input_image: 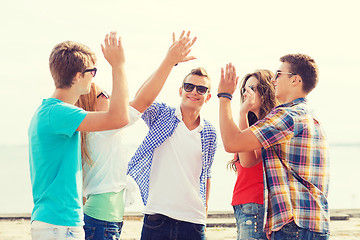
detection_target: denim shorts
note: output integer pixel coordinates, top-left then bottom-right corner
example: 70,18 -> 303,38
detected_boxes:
270,221 -> 329,240
233,203 -> 267,240
83,214 -> 123,240
141,214 -> 205,240
31,220 -> 85,240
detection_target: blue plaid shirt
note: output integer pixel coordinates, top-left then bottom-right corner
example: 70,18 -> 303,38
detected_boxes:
127,102 -> 217,206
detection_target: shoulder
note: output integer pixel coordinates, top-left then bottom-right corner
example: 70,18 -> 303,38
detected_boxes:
146,102 -> 176,115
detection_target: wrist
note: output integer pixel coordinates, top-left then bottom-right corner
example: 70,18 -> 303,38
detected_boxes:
217,92 -> 232,100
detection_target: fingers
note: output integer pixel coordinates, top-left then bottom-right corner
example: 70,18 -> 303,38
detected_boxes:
179,30 -> 185,39
172,32 -> 176,43
104,33 -> 110,48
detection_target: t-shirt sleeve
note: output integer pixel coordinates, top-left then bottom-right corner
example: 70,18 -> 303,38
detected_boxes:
250,108 -> 295,149
49,103 -> 87,137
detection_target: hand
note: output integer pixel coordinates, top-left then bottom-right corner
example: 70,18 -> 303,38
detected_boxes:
101,32 -> 125,68
164,30 -> 197,66
218,63 -> 239,95
240,86 -> 256,115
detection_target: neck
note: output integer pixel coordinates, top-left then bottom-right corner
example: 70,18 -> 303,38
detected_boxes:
51,88 -> 80,105
278,91 -> 307,105
180,105 -> 201,130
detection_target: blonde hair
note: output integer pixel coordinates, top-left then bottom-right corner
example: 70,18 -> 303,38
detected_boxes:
75,82 -> 97,166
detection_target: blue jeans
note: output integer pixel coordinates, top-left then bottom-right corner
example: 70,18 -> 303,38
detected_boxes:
83,214 -> 123,240
271,221 -> 329,240
141,214 -> 205,240
233,203 -> 267,240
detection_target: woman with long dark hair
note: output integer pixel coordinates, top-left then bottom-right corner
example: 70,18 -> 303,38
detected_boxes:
228,70 -> 277,240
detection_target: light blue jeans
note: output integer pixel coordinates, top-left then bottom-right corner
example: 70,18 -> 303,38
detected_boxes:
233,203 -> 267,240
31,220 -> 85,240
270,221 -> 329,240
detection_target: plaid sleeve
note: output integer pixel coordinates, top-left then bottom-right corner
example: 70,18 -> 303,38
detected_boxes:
141,102 -> 165,128
250,108 -> 295,149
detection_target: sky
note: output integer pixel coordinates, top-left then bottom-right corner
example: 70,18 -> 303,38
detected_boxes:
1,0 -> 360,146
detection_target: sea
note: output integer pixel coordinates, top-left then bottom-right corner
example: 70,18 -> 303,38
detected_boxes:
0,143 -> 359,214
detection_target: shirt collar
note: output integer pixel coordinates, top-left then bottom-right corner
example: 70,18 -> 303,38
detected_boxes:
175,106 -> 204,132
276,97 -> 307,109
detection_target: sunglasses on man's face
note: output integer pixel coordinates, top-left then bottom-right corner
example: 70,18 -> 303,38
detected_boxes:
83,67 -> 97,77
183,83 -> 209,95
241,85 -> 257,95
97,91 -> 109,99
274,70 -> 296,80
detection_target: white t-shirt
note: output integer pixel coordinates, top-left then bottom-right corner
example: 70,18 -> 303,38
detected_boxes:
83,107 -> 141,198
143,107 -> 206,225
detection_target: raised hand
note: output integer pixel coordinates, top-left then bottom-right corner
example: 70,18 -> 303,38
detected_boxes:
164,30 -> 197,66
101,32 -> 125,68
240,86 -> 256,115
218,63 -> 239,95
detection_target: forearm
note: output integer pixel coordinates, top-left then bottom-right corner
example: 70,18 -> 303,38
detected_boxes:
219,98 -> 242,152
206,178 -> 211,213
219,98 -> 262,152
108,65 -> 130,126
238,113 -> 260,167
131,59 -> 174,113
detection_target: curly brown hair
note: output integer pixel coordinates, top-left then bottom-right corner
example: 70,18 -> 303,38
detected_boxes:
228,69 -> 277,172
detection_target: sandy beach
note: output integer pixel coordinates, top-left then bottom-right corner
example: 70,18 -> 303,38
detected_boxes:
1,210 -> 360,240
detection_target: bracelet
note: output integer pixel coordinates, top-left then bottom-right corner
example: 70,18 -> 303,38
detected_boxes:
217,92 -> 232,100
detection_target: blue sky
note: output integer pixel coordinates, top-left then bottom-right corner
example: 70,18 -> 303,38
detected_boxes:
1,0 -> 360,145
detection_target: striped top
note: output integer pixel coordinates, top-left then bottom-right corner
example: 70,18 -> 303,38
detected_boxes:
250,98 -> 330,234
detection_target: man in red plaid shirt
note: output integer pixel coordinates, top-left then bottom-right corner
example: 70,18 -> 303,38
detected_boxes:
218,54 -> 329,239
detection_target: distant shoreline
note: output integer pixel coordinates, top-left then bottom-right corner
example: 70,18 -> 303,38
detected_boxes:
1,209 -> 359,221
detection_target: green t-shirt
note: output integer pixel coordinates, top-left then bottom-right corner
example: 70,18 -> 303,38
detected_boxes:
84,190 -> 125,222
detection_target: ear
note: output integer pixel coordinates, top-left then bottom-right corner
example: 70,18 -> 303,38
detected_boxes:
205,93 -> 212,103
292,75 -> 302,85
179,86 -> 183,97
73,72 -> 82,83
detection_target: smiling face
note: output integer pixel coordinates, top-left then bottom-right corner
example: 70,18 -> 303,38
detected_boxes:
179,74 -> 211,111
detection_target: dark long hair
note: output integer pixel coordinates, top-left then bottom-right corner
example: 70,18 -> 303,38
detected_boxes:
228,69 -> 277,171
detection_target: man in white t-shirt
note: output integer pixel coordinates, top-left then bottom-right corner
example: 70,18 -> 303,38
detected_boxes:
128,67 -> 217,240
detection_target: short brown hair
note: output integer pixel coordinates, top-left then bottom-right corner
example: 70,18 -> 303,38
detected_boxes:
49,41 -> 97,89
182,67 -> 211,91
280,54 -> 318,93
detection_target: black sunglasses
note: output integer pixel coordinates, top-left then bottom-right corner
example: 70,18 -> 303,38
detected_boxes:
83,67 -> 97,77
241,85 -> 257,95
183,83 -> 209,95
97,91 -> 109,99
274,70 -> 296,80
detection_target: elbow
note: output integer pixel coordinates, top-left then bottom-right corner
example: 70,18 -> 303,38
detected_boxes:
222,139 -> 238,153
223,145 -> 238,153
117,115 -> 130,128
108,114 -> 130,129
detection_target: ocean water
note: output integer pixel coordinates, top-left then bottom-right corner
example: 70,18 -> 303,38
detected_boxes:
0,143 -> 359,214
